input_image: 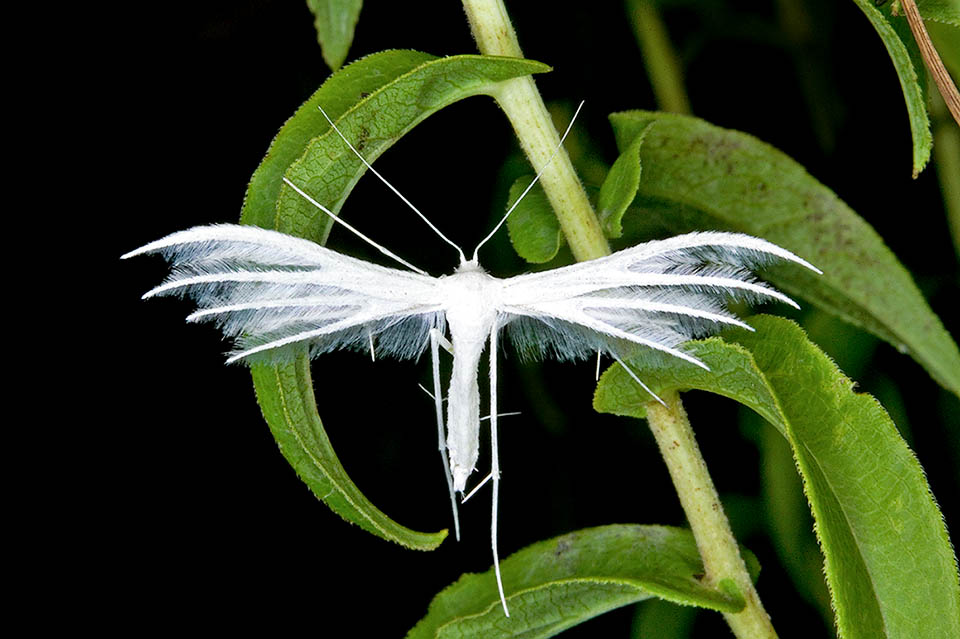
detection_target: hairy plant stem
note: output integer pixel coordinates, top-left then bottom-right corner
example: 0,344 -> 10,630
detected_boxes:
463,3 -> 776,637
647,391 -> 777,639
461,0 -> 610,262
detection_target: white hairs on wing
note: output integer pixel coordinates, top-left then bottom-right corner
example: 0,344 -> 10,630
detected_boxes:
501,232 -> 817,366
123,224 -> 444,363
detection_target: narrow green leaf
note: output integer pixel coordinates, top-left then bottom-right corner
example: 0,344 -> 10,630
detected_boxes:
596,121 -> 651,238
306,0 -> 363,71
594,316 -> 960,639
609,110 -> 960,398
850,0 -> 932,175
239,50 -> 551,550
504,175 -> 563,263
407,524 -> 759,639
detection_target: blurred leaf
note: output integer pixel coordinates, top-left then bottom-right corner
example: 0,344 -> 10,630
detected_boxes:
609,110 -> 960,398
505,175 -> 563,263
594,316 -> 960,639
240,50 -> 551,550
916,0 -> 960,25
746,410 -> 834,632
306,0 -> 363,71
928,21 -> 960,73
407,525 -> 758,639
630,597 -> 697,639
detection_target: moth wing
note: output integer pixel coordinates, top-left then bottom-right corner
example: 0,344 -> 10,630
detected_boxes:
497,231 -> 818,367
124,224 -> 446,363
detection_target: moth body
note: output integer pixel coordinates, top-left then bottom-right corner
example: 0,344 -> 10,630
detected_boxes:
441,260 -> 502,491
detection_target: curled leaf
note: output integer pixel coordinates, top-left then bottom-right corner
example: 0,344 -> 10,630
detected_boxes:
241,50 -> 551,549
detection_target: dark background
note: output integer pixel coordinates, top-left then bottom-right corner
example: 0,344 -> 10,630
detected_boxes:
94,1 -> 958,635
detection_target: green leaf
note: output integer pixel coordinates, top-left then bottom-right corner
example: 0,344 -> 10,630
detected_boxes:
851,0 -> 932,175
504,175 -> 563,263
242,49 -> 433,234
306,0 -> 364,71
406,524 -> 759,639
596,121 -> 651,239
594,316 -> 960,639
239,50 -> 551,550
609,110 -> 960,398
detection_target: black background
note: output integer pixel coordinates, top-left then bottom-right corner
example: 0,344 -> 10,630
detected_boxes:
86,1 -> 960,635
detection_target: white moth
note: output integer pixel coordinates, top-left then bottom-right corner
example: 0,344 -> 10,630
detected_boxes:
124,104 -> 819,616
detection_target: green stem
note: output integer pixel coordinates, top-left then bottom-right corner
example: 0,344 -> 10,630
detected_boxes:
461,0 -> 610,261
465,5 -> 777,637
627,0 -> 691,114
646,391 -> 778,639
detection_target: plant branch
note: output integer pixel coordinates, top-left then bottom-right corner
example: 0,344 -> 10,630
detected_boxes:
897,0 -> 960,128
462,0 -> 610,261
465,5 -> 778,637
646,391 -> 778,639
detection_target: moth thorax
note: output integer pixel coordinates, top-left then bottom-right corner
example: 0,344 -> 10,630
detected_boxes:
442,267 -> 501,337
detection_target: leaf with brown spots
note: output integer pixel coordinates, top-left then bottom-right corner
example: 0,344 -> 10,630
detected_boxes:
609,110 -> 960,397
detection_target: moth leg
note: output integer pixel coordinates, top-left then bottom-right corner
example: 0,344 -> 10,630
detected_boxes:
489,325 -> 510,617
431,327 -> 460,541
462,408 -> 520,504
431,327 -> 454,355
611,352 -> 667,407
367,330 -> 376,362
461,472 -> 492,504
480,411 -> 521,422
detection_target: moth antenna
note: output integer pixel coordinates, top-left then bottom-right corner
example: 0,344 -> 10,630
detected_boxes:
281,177 -> 428,275
471,100 -> 586,262
316,105 -> 467,264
